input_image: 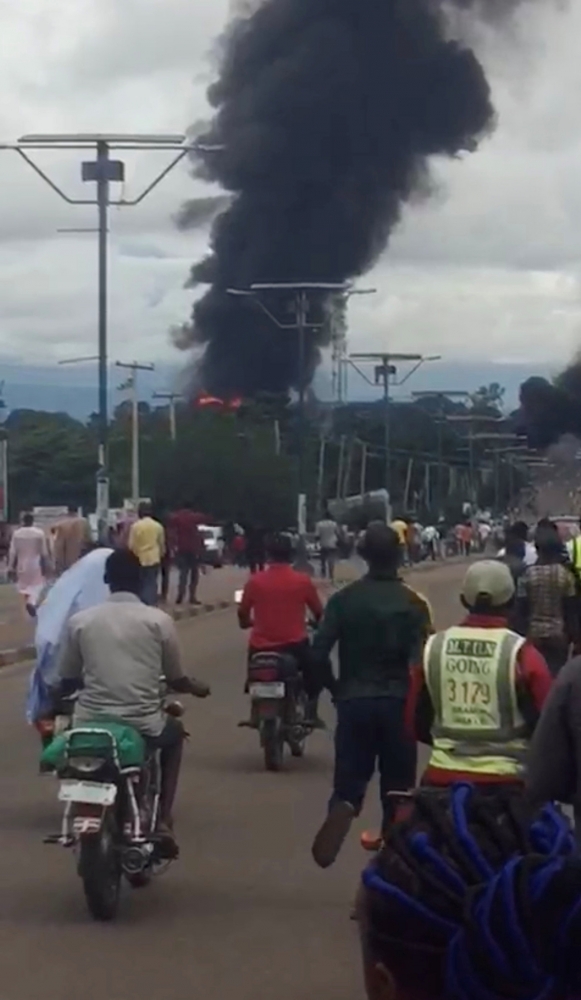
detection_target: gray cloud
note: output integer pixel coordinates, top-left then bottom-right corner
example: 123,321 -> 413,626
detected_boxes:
0,0 -> 578,376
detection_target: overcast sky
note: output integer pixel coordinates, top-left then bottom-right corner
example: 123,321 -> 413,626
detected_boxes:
0,0 -> 579,376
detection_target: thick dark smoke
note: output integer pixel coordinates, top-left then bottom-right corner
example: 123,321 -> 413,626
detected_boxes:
520,363 -> 581,448
175,195 -> 231,231
179,0 -> 526,396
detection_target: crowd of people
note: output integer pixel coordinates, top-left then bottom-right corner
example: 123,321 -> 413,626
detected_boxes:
5,501 -> 213,614
20,495 -> 581,995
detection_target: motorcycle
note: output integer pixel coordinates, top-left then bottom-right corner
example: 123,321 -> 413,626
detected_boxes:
43,697 -> 183,921
235,589 -> 314,771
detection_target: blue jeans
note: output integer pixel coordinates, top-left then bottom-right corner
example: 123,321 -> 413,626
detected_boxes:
140,564 -> 160,606
331,696 -> 417,824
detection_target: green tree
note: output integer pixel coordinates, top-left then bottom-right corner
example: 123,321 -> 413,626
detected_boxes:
470,383 -> 506,416
7,409 -> 97,515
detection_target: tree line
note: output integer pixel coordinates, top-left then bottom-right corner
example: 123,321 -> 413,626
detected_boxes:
4,382 -> 527,526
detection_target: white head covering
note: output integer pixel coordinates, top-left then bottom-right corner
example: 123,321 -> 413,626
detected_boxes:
27,548 -> 113,722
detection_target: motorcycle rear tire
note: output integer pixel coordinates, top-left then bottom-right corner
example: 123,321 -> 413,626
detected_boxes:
262,719 -> 284,772
79,813 -> 121,921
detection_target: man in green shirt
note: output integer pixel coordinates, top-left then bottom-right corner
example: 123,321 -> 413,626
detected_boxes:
311,522 -> 433,868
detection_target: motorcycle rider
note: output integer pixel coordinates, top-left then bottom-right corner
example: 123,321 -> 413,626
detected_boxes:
237,532 -> 324,726
55,549 -> 210,846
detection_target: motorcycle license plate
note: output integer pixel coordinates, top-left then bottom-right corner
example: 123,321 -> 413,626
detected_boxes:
58,780 -> 117,807
249,682 -> 285,699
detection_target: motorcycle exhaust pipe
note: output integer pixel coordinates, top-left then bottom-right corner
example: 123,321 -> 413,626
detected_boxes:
122,845 -> 151,875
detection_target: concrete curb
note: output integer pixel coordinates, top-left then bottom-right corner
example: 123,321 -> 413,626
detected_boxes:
0,556 -> 472,668
0,597 -> 239,668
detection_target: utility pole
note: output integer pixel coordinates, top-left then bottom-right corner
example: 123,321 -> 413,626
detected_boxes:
446,413 -> 503,505
471,433 -> 530,514
0,384 -> 9,522
227,281 -> 358,536
412,391 -> 472,517
117,361 -> 155,509
153,390 -> 182,442
2,133 -> 222,541
360,441 -> 368,497
351,353 -> 440,503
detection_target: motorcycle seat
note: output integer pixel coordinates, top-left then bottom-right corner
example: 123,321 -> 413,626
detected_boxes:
249,651 -> 299,678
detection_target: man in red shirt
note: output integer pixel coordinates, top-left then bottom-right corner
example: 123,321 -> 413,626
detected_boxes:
405,560 -> 553,790
167,502 -> 203,606
238,532 -> 324,725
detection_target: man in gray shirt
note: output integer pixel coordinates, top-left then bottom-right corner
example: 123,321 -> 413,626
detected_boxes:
57,549 -> 210,841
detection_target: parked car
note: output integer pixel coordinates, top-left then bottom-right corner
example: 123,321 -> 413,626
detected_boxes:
199,525 -> 225,567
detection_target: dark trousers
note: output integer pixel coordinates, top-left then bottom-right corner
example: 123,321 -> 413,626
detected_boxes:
332,696 -> 417,823
160,557 -> 170,602
176,552 -> 199,604
249,557 -> 265,575
140,565 -> 160,606
320,548 -> 337,580
146,716 -> 185,825
533,637 -> 570,678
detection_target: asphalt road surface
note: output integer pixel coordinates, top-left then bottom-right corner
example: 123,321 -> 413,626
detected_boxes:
0,560 -> 465,1000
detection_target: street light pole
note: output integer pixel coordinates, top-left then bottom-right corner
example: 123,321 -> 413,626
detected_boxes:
471,432 -> 529,514
412,391 -> 471,517
117,361 -> 155,509
350,353 -> 439,502
227,281 -> 356,535
97,142 -> 109,501
446,413 -> 504,504
153,391 -> 182,442
2,132 -> 222,541
0,384 -> 9,522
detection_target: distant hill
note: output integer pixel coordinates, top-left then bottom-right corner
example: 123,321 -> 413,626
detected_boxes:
0,358 -> 550,420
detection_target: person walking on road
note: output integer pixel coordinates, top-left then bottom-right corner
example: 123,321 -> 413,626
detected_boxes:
128,501 -> 165,606
168,502 -> 202,606
566,517 -> 581,577
316,508 -> 339,581
498,524 -> 527,585
422,524 -> 438,561
311,523 -> 433,868
52,504 -> 92,576
515,525 -> 579,676
406,560 -> 551,793
246,524 -> 267,575
9,512 -> 50,617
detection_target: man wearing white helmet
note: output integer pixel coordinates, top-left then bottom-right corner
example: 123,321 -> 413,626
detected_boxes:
406,560 -> 553,790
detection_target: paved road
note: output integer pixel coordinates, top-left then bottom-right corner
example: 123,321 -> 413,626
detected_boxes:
0,560 -> 465,1000
0,564 -> 251,653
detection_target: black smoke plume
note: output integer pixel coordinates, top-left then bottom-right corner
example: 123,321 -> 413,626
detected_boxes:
520,363 -> 581,448
179,0 -> 525,397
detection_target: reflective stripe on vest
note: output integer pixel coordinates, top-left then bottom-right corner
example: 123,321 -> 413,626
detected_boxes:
423,626 -> 527,776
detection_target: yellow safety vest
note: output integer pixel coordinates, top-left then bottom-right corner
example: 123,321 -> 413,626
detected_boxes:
423,625 -> 528,778
571,536 -> 581,573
